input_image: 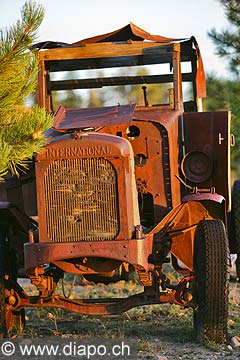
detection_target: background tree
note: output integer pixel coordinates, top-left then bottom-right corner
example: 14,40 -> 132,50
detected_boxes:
0,1 -> 52,181
52,67 -> 171,110
100,68 -> 171,106
208,0 -> 240,76
203,75 -> 240,174
205,0 -> 240,176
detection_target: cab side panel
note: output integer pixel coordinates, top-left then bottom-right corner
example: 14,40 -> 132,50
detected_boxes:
182,111 -> 230,209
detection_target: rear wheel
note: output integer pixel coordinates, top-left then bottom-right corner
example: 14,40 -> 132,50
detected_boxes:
231,180 -> 240,279
193,219 -> 229,344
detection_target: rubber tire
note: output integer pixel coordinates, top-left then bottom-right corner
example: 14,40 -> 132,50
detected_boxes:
193,219 -> 229,344
231,180 -> 240,279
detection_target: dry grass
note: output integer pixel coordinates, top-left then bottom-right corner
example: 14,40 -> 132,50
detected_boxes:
17,274 -> 240,359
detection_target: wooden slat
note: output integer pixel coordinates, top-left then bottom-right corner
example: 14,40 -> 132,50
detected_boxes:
45,54 -> 172,72
50,73 -> 193,91
39,41 -> 174,61
173,44 -> 183,111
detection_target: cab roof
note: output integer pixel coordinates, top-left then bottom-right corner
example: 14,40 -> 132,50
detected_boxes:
33,22 -> 188,49
34,23 -> 206,99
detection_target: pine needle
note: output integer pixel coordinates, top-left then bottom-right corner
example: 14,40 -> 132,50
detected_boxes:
0,1 -> 53,181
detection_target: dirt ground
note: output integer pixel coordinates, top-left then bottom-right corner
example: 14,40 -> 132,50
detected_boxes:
18,278 -> 240,360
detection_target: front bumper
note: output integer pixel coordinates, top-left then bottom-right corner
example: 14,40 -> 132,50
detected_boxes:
24,235 -> 154,273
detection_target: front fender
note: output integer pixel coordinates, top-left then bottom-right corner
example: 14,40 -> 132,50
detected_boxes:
0,202 -> 36,234
182,193 -> 225,204
149,193 -> 227,271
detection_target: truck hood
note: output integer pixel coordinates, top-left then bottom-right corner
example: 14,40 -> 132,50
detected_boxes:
52,104 -> 182,131
53,104 -> 136,130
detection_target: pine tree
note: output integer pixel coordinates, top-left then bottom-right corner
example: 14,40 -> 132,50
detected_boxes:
208,0 -> 240,76
203,74 -> 240,173
0,1 -> 52,181
207,0 -> 240,175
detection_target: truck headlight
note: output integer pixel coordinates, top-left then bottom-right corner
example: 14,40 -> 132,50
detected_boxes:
181,151 -> 212,183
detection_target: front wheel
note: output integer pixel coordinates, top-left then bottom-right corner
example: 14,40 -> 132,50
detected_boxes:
193,219 -> 230,344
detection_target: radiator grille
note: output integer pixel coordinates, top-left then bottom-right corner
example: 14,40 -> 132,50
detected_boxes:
43,158 -> 119,242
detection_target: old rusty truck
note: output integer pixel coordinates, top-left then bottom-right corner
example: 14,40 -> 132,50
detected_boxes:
0,23 -> 232,343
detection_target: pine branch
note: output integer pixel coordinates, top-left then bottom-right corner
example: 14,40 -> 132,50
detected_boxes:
0,106 -> 52,180
0,2 -> 53,180
0,2 -> 44,64
208,0 -> 240,76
